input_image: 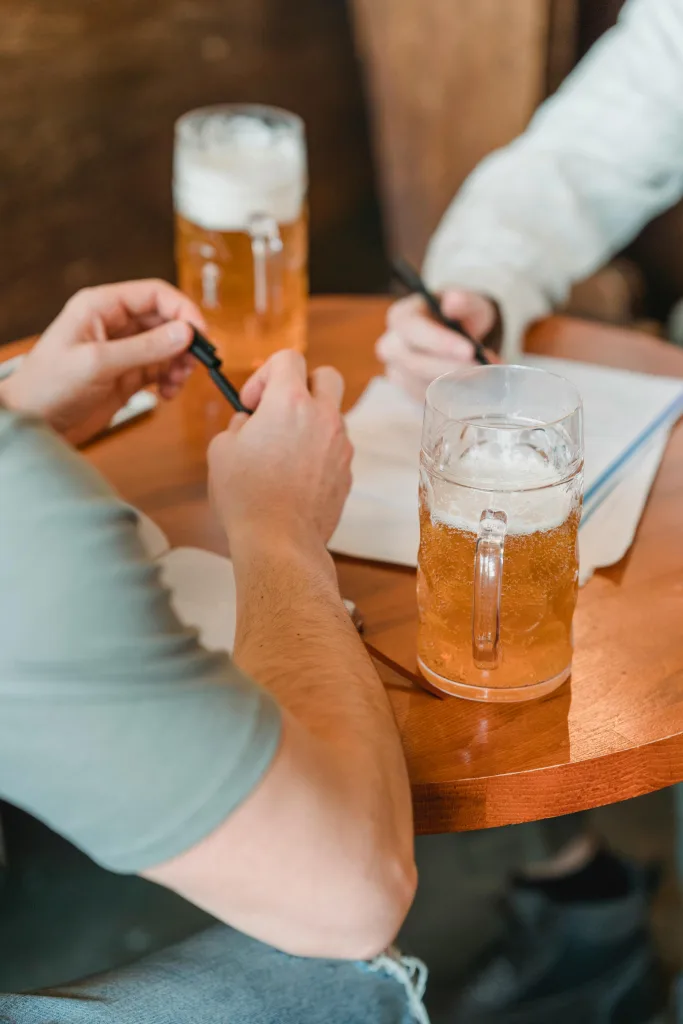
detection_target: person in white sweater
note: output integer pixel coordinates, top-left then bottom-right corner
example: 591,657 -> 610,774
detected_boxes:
377,0 -> 683,399
377,1 -> 681,1017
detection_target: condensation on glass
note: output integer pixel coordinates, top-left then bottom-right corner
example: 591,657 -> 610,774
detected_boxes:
418,365 -> 584,702
174,105 -> 308,372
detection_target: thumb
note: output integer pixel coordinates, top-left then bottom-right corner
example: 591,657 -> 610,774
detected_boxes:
440,290 -> 496,339
241,349 -> 308,411
96,321 -> 192,376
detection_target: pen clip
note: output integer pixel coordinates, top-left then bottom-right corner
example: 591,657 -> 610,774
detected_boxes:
188,326 -> 252,415
189,329 -> 220,369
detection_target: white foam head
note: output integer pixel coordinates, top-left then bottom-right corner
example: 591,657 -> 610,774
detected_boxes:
428,445 -> 577,536
174,111 -> 307,231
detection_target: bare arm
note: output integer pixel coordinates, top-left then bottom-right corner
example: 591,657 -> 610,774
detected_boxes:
145,355 -> 416,959
0,290 -> 416,961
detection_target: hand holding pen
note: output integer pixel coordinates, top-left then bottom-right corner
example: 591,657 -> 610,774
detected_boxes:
190,336 -> 364,633
391,258 -> 491,366
376,259 -> 500,402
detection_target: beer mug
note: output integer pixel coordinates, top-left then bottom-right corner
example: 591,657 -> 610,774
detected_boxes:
417,366 -> 583,702
174,104 -> 308,372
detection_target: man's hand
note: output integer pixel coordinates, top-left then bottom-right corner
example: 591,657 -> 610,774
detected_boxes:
377,289 -> 500,402
0,279 -> 205,445
208,350 -> 352,558
148,350 -> 415,959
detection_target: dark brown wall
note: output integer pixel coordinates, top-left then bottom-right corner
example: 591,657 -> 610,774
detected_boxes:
0,0 -> 384,344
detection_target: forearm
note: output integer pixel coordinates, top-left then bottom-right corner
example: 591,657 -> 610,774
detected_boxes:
230,530 -> 413,851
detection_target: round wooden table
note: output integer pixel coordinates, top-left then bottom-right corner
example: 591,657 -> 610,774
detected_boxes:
11,296 -> 683,834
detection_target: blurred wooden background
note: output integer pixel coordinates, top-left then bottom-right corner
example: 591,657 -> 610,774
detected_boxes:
351,0 -> 578,267
2,0 -> 683,344
0,0 -> 384,343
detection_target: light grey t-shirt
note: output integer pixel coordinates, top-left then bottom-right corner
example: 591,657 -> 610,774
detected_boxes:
0,406 -> 281,874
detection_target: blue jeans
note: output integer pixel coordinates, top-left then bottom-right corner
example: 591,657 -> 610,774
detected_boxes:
0,924 -> 430,1024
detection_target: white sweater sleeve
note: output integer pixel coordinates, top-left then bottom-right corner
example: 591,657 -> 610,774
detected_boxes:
424,0 -> 683,358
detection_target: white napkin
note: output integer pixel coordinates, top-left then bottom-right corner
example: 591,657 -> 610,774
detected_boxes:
329,358 -> 683,586
135,515 -> 237,652
159,547 -> 237,652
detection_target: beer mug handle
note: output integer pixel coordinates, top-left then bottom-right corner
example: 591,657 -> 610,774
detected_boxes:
248,212 -> 284,315
472,510 -> 507,669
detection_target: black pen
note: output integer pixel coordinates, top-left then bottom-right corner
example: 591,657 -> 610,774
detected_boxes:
391,256 -> 490,366
188,327 -> 252,414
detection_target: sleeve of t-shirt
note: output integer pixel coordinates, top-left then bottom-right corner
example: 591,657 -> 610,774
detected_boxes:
0,407 -> 282,874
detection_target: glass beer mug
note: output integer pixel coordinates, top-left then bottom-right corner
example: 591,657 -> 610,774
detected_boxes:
174,104 -> 308,372
417,366 -> 584,702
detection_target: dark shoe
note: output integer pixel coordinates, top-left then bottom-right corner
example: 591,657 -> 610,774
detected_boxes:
448,860 -> 667,1024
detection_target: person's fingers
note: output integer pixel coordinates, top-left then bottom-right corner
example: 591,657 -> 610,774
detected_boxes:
228,412 -> 250,435
65,280 -> 207,340
387,289 -> 497,357
387,302 -> 475,360
482,348 -> 502,365
93,320 -> 193,378
240,349 -> 308,411
310,366 -> 345,410
157,359 -> 194,400
158,380 -> 180,401
104,279 -> 206,329
375,330 -> 401,363
377,330 -> 475,379
165,360 -> 194,386
440,289 -> 497,338
386,294 -> 427,332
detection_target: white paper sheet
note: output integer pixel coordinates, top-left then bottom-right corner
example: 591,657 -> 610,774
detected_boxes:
135,511 -> 171,561
135,516 -> 237,652
329,359 -> 683,584
159,547 -> 237,653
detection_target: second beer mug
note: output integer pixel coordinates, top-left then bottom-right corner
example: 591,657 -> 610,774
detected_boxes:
174,104 -> 308,372
418,366 -> 584,702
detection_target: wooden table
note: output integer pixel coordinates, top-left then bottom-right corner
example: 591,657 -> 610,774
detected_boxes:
8,297 -> 683,834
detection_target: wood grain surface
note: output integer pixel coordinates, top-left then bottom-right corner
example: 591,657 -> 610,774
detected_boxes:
7,297 -> 683,833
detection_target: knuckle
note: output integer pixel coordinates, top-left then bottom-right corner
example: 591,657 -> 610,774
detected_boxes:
387,294 -> 423,329
84,341 -> 107,379
274,348 -> 304,369
66,286 -> 95,312
321,402 -> 343,431
286,386 -> 310,413
325,365 -> 343,387
207,431 -> 229,464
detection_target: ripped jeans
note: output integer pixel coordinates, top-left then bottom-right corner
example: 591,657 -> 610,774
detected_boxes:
0,924 -> 429,1024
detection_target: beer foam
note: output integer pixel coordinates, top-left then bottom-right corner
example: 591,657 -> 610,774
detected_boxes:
428,446 -> 577,537
174,116 -> 306,231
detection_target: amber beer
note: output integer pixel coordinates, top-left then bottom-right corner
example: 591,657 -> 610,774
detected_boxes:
418,494 -> 581,699
174,106 -> 308,372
